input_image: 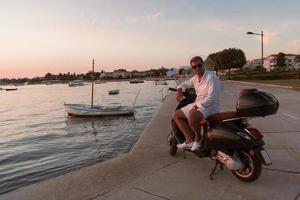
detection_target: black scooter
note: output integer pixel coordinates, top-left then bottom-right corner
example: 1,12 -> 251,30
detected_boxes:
168,87 -> 279,182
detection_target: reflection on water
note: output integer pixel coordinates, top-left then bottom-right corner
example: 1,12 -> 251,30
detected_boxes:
0,80 -> 176,194
64,116 -> 138,159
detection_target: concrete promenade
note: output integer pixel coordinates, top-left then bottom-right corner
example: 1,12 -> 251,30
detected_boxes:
1,81 -> 300,200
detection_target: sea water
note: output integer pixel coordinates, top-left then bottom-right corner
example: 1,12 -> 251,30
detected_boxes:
0,80 -> 175,194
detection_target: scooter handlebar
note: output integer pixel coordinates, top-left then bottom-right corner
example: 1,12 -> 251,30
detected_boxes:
169,87 -> 177,92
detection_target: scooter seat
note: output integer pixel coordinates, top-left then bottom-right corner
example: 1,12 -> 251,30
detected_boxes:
206,111 -> 241,122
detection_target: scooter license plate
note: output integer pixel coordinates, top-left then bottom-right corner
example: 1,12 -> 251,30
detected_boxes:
260,149 -> 272,166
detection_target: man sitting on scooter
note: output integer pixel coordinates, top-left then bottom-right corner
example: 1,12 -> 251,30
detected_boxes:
173,56 -> 221,151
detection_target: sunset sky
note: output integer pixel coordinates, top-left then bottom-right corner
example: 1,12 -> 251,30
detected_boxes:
1,0 -> 299,78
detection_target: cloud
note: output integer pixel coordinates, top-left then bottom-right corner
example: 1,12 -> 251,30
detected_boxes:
193,18 -> 246,34
123,12 -> 161,24
281,39 -> 300,54
271,21 -> 300,35
146,12 -> 161,21
124,15 -> 139,23
205,19 -> 232,32
293,40 -> 300,49
90,16 -> 97,25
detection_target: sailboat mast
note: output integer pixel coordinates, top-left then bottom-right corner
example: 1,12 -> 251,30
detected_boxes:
91,59 -> 94,108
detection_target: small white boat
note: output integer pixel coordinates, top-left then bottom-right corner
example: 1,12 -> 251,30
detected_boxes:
65,103 -> 134,117
64,59 -> 139,118
68,80 -> 85,87
108,89 -> 120,95
129,79 -> 144,84
5,88 -> 18,91
155,80 -> 168,85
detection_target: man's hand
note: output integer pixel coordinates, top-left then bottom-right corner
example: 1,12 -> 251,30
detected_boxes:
176,88 -> 184,102
193,105 -> 198,110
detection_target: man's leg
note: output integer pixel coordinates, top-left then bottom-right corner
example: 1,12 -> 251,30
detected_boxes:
172,110 -> 193,144
188,109 -> 204,151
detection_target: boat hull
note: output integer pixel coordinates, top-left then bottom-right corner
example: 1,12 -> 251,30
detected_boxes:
108,90 -> 120,95
68,80 -> 85,87
129,79 -> 144,84
64,103 -> 134,117
5,88 -> 18,91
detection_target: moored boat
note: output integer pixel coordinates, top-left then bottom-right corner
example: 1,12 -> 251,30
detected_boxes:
64,103 -> 134,117
68,80 -> 85,87
129,79 -> 144,84
155,80 -> 168,85
64,59 -> 139,117
108,89 -> 120,95
5,88 -> 18,91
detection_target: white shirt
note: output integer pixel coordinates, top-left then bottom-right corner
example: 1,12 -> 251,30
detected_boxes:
177,70 -> 221,112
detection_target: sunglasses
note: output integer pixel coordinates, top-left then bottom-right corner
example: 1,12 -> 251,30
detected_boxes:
191,63 -> 202,69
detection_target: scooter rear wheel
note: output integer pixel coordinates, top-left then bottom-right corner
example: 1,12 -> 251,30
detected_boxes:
169,137 -> 178,156
232,150 -> 262,182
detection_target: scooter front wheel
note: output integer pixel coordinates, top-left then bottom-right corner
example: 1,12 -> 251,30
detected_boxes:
232,150 -> 262,182
169,136 -> 178,156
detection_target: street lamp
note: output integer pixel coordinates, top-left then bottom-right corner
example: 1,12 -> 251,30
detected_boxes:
247,31 -> 264,69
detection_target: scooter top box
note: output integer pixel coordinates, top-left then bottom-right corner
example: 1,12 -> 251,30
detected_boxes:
236,89 -> 279,117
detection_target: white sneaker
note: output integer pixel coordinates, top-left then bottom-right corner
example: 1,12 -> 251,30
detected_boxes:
191,142 -> 201,151
177,142 -> 193,149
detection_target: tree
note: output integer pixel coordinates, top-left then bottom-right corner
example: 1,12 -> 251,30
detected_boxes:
158,67 -> 168,76
215,48 -> 246,78
178,68 -> 186,75
45,73 -> 54,80
204,53 -> 222,75
277,52 -> 285,67
94,72 -> 100,79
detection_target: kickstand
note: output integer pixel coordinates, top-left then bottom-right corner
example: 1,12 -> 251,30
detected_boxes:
219,164 -> 224,170
209,160 -> 222,180
183,150 -> 186,159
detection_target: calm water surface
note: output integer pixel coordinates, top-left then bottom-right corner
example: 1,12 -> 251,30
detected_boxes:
0,80 -> 175,194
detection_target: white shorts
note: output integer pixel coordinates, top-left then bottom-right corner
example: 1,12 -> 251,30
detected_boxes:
180,102 -> 218,119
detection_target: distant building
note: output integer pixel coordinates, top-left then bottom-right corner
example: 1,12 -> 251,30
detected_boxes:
295,61 -> 300,70
112,69 -> 131,79
285,54 -> 298,70
243,59 -> 262,70
131,70 -> 146,78
101,72 -> 113,79
172,68 -> 180,75
263,54 -> 278,71
99,73 -> 106,78
245,53 -> 300,71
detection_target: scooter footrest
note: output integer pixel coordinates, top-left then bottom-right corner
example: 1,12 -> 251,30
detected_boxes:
193,149 -> 210,158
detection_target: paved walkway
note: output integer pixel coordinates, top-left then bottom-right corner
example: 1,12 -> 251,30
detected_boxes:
1,82 -> 300,200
